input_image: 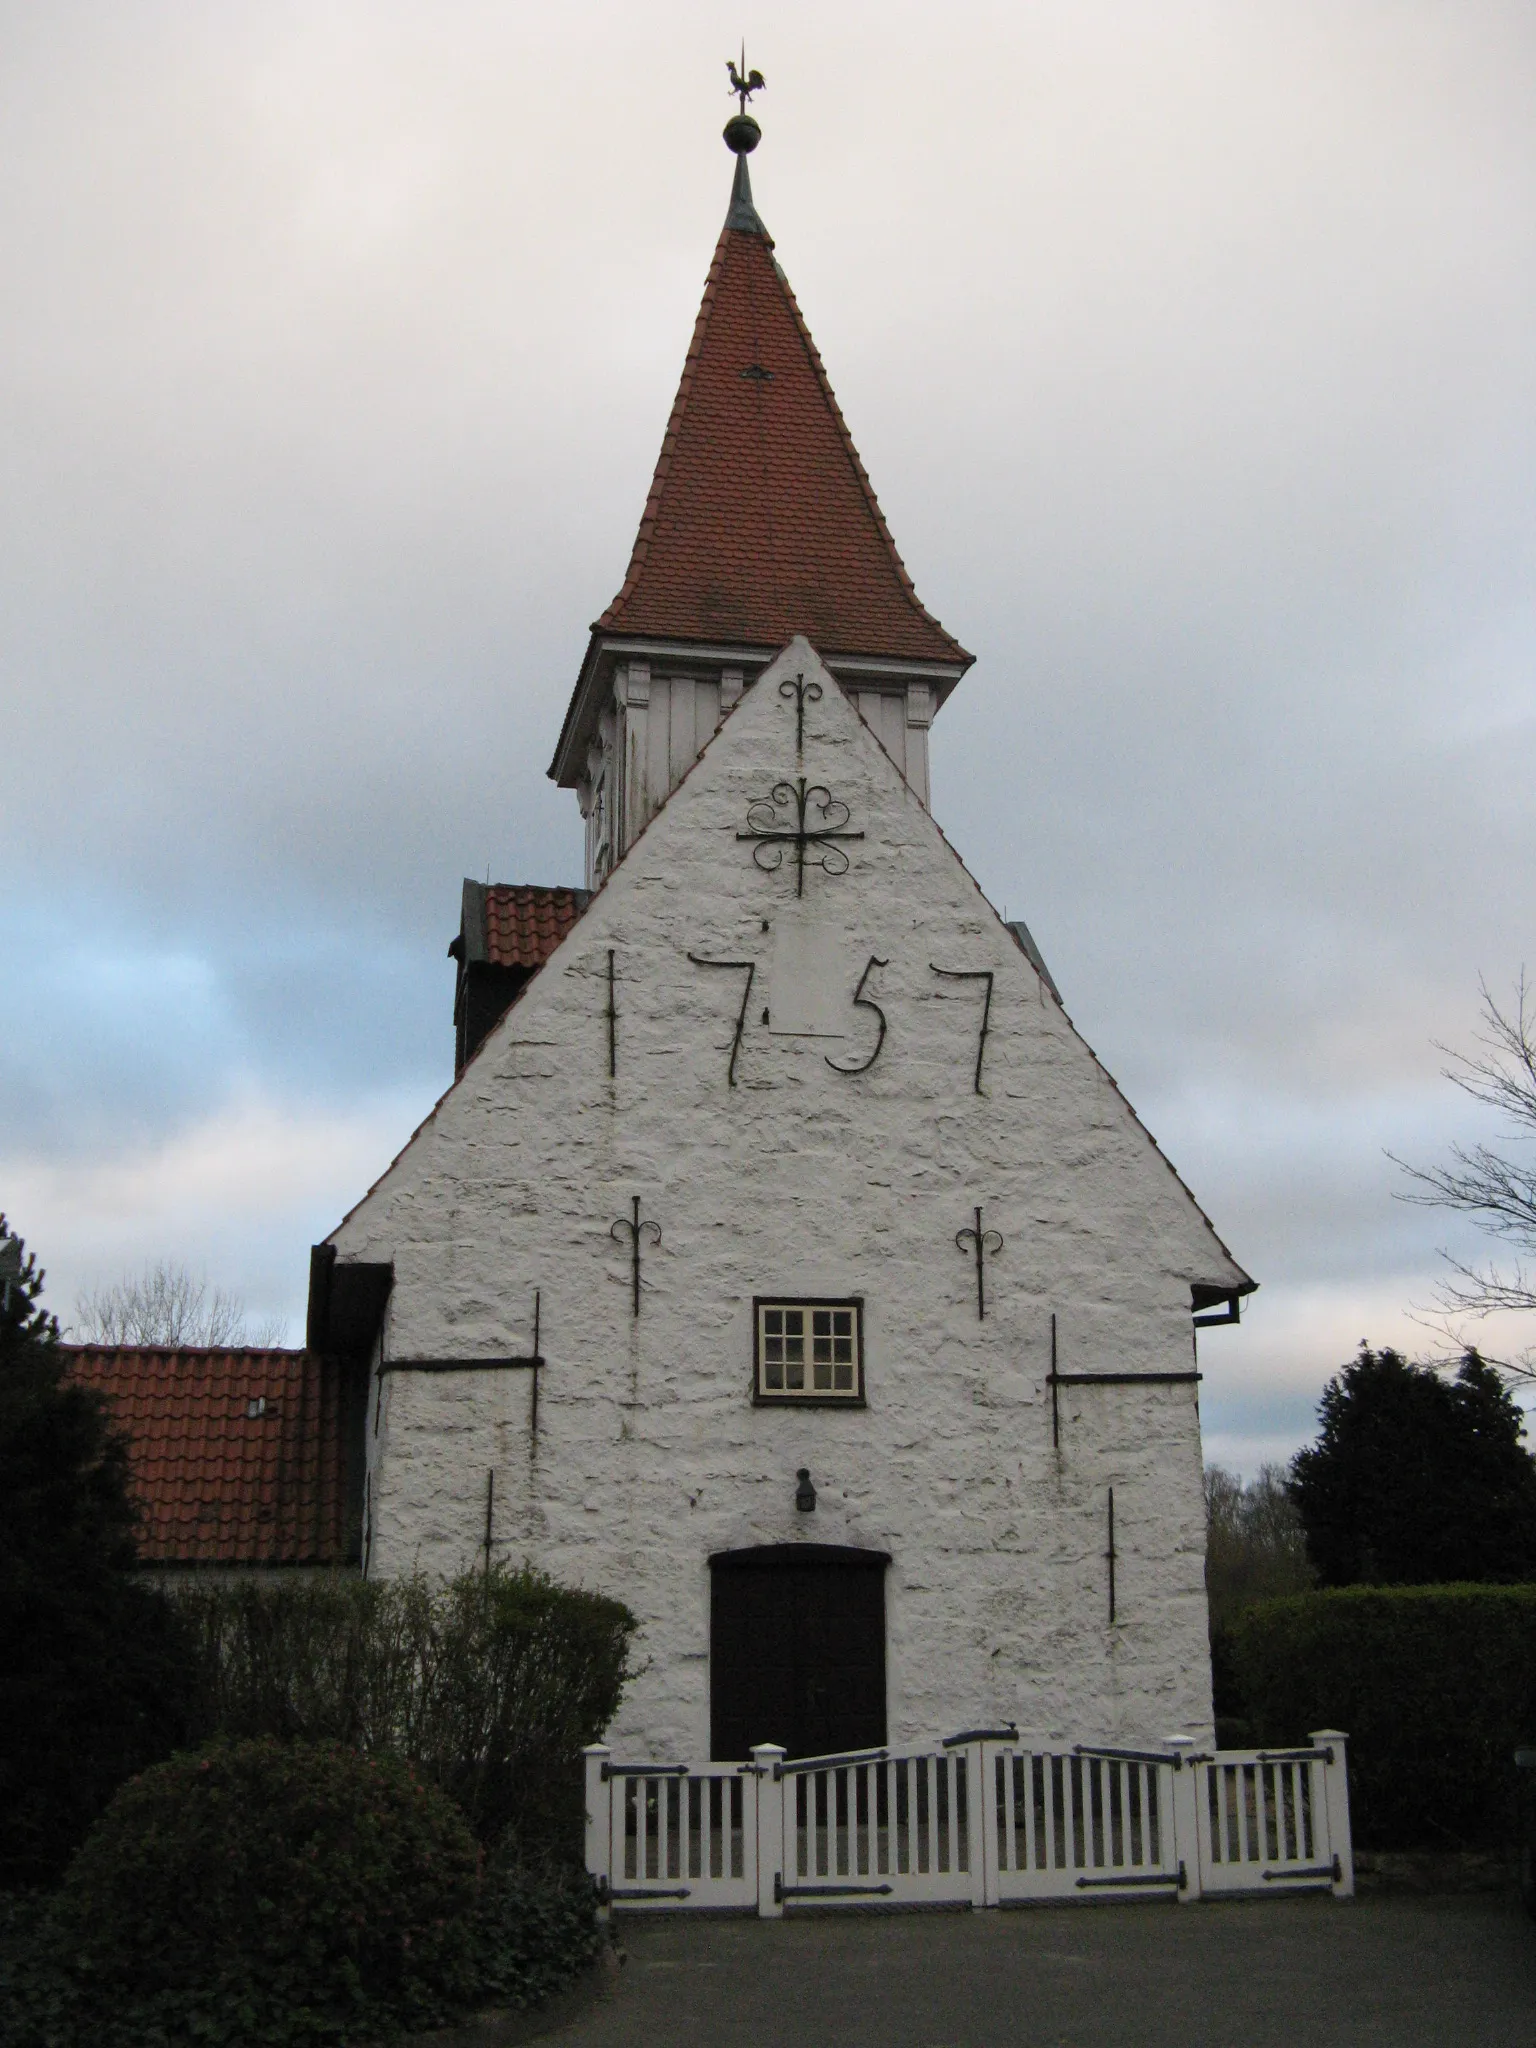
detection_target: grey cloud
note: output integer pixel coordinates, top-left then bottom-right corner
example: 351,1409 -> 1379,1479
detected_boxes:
3,1 -> 1534,1469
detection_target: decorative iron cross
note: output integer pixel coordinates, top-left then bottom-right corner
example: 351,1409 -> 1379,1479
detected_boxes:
738,777 -> 863,897
955,1206 -> 1004,1319
611,1197 -> 661,1317
779,672 -> 822,754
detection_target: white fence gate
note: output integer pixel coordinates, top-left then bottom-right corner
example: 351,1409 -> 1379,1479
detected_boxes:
585,1729 -> 1353,1915
985,1741 -> 1183,1902
779,1744 -> 981,1908
1189,1742 -> 1353,1895
594,1760 -> 758,1910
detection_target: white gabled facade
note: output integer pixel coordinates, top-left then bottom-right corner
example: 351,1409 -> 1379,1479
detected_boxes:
331,639 -> 1252,1754
570,653 -> 950,890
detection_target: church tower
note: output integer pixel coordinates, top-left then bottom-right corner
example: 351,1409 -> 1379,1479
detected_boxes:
549,112 -> 973,886
318,86 -> 1254,1768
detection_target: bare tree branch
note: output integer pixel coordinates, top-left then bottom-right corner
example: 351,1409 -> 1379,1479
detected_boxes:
74,1261 -> 287,1348
1402,1304 -> 1536,1385
1392,974 -> 1536,1325
1204,1462 -> 1313,1627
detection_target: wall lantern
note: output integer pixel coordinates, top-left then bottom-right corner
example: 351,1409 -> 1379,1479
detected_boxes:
795,1467 -> 817,1513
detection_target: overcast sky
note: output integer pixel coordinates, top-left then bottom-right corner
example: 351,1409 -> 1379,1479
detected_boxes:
3,1 -> 1534,1472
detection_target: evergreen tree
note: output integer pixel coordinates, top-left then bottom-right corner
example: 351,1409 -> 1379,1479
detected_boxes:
0,1217 -> 138,1577
0,1217 -> 190,1888
1288,1344 -> 1536,1587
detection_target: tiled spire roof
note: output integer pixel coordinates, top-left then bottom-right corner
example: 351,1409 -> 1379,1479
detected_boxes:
595,152 -> 971,668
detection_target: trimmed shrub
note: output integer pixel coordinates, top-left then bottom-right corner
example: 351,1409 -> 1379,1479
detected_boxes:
1217,1585 -> 1536,1849
0,1889 -> 80,2048
470,1849 -> 602,2011
416,1569 -> 635,1850
59,1738 -> 481,2045
0,1845 -> 603,2048
175,1565 -> 636,1851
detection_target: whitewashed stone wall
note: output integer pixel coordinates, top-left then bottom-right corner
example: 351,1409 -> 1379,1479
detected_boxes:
333,638 -> 1251,1753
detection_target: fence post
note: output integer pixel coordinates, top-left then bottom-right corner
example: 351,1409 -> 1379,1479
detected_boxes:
1311,1730 -> 1354,1898
966,1742 -> 994,1907
1165,1736 -> 1201,1903
583,1744 -> 611,1921
752,1744 -> 787,1919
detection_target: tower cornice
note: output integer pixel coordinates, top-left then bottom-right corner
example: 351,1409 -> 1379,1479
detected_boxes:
549,631 -> 965,789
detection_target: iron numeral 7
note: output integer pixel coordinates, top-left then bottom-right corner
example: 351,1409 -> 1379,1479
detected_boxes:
929,965 -> 995,1094
686,953 -> 756,1088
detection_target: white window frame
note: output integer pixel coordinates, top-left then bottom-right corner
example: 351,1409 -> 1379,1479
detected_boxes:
752,1297 -> 864,1406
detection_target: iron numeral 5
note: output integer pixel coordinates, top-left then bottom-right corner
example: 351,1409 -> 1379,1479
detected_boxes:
826,954 -> 890,1076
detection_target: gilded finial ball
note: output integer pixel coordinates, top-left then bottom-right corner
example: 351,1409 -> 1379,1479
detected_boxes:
723,113 -> 761,155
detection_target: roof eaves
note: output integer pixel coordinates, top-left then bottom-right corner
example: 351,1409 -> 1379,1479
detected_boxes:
550,632 -> 776,789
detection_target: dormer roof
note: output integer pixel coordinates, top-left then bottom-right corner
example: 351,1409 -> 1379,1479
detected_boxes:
450,882 -> 592,971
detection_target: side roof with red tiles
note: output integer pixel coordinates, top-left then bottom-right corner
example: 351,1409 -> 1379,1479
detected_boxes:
482,885 -> 591,971
66,1346 -> 357,1568
595,156 -> 971,667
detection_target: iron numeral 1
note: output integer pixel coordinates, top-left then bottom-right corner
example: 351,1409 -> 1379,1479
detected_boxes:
606,949 -> 617,1077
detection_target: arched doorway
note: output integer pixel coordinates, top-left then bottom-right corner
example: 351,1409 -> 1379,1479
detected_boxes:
709,1544 -> 889,1761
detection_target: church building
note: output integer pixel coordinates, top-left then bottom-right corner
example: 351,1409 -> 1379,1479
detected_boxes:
305,107 -> 1255,1761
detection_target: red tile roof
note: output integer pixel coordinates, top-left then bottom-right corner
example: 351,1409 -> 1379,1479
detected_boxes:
482,885 -> 590,970
596,173 -> 971,669
66,1346 -> 356,1568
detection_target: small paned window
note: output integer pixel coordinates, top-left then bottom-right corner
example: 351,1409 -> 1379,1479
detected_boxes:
754,1299 -> 863,1404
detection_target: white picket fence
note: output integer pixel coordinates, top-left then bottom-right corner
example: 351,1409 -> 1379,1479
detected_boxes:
584,1729 -> 1353,1915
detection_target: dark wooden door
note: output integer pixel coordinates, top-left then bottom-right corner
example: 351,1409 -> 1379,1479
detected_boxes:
710,1545 -> 888,1761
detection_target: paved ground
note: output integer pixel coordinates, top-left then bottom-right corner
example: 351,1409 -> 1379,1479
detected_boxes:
549,1895 -> 1536,2048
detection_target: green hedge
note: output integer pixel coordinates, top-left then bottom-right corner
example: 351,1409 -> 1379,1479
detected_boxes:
2,1563 -> 635,1895
175,1565 -> 636,1853
1216,1585 -> 1536,1850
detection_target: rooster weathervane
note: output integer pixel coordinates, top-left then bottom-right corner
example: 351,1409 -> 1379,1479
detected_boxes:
726,48 -> 765,113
